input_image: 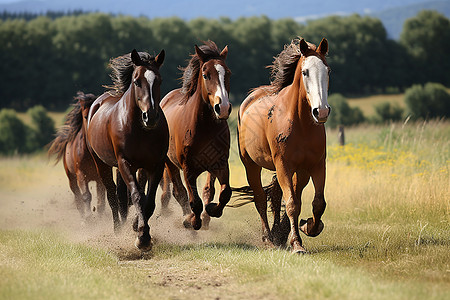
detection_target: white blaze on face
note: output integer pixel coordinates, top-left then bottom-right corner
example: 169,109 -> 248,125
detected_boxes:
144,70 -> 156,109
302,56 -> 330,122
214,64 -> 230,118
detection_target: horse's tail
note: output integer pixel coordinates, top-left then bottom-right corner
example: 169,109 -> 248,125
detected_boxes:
47,92 -> 96,163
228,174 -> 282,209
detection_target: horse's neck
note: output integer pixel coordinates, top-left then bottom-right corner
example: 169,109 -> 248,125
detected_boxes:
190,90 -> 215,125
119,86 -> 138,122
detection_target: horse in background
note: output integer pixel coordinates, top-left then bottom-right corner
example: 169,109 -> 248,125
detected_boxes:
48,91 -> 105,221
237,38 -> 331,253
86,49 -> 167,251
159,41 -> 232,230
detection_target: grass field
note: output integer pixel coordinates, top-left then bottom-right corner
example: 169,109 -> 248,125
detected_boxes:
1,111 -> 449,299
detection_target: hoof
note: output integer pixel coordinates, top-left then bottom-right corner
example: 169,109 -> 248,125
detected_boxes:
205,203 -> 223,218
291,247 -> 307,254
134,236 -> 152,252
271,223 -> 289,246
182,217 -> 193,229
191,215 -> 202,230
299,218 -> 324,237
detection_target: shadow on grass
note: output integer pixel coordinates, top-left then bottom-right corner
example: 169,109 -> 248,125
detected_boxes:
117,242 -> 260,261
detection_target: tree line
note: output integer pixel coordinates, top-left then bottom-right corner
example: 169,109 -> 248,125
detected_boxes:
0,10 -> 449,111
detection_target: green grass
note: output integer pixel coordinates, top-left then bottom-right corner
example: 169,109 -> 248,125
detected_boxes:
347,93 -> 405,117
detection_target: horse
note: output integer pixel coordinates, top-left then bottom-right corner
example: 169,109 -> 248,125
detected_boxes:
237,37 -> 331,253
48,92 -> 106,221
86,49 -> 167,251
159,41 -> 232,230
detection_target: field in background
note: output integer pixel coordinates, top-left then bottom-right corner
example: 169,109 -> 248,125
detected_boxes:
1,114 -> 448,298
347,93 -> 405,117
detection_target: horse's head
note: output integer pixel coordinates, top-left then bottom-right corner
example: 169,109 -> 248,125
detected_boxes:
196,45 -> 231,120
299,38 -> 331,124
130,49 -> 165,128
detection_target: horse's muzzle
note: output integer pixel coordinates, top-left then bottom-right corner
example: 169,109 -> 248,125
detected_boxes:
313,106 -> 331,123
142,110 -> 159,128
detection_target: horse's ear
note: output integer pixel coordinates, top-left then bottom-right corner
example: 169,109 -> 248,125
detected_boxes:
195,45 -> 207,62
220,45 -> 228,59
155,49 -> 165,68
299,39 -> 309,56
131,49 -> 142,66
317,38 -> 328,56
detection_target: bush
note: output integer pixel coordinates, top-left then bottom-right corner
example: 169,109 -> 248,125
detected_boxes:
0,109 -> 29,154
26,105 -> 55,149
404,83 -> 450,119
373,102 -> 404,123
327,94 -> 365,128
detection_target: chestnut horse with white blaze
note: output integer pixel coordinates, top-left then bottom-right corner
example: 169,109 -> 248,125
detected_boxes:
237,38 -> 331,253
159,41 -> 232,230
86,49 -> 167,251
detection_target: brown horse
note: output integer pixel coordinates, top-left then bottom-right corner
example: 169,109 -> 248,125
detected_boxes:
237,38 -> 331,253
159,41 -> 232,230
48,92 -> 106,221
86,49 -> 167,251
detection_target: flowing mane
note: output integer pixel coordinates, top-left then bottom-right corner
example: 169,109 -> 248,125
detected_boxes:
106,51 -> 157,96
266,37 -> 317,94
48,92 -> 95,162
180,40 -> 224,101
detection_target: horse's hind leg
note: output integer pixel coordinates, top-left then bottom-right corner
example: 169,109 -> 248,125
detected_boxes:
116,169 -> 129,224
300,163 -> 326,237
159,167 -> 173,215
93,156 -> 120,232
165,161 -> 190,225
244,160 -> 272,244
201,172 -> 216,229
95,179 -> 106,215
67,172 -> 84,218
76,171 -> 93,222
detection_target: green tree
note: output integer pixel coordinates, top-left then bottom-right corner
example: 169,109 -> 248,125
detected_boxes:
0,109 -> 29,154
327,94 -> 365,128
400,10 -> 450,85
404,83 -> 450,119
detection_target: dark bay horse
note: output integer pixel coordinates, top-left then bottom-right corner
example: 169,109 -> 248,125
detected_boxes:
237,38 -> 331,253
48,92 -> 105,221
86,49 -> 167,251
159,41 -> 232,230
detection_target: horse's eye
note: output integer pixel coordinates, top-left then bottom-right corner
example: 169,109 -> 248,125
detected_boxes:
134,79 -> 141,87
302,70 -> 309,77
203,74 -> 209,80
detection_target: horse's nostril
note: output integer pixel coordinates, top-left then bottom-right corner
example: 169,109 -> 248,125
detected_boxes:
328,106 -> 332,116
313,108 -> 319,118
142,112 -> 148,122
228,104 -> 232,115
214,104 -> 221,115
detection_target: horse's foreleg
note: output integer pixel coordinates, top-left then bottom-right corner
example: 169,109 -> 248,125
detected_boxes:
201,172 -> 216,229
205,166 -> 231,220
300,163 -> 326,237
184,169 -> 203,230
117,157 -> 150,251
276,165 -> 307,254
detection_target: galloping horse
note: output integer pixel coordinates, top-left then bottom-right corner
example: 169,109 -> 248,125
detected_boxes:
237,38 -> 331,253
159,41 -> 232,230
48,92 -> 105,221
86,49 -> 167,251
